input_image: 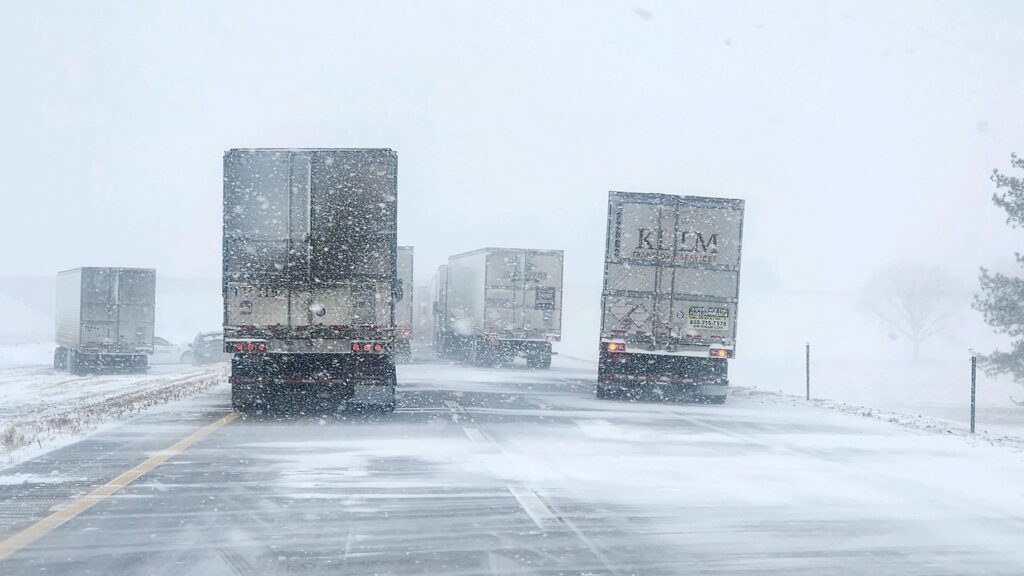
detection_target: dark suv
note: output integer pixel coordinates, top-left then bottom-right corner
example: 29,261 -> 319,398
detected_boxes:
192,331 -> 232,364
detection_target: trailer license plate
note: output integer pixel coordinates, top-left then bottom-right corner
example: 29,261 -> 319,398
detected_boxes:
684,306 -> 729,330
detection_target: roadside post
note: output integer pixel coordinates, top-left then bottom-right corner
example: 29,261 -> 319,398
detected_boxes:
970,355 -> 977,434
805,343 -> 810,401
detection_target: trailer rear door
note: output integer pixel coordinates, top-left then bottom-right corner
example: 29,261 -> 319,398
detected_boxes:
116,269 -> 155,351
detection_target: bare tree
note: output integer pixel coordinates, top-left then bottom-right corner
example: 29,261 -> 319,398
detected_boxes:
861,264 -> 963,363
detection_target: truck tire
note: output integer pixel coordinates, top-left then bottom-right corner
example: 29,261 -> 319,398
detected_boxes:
596,384 -> 618,400
133,355 -> 149,374
376,398 -> 396,413
527,352 -> 552,369
231,387 -> 249,412
180,352 -> 193,364
54,347 -> 66,370
67,350 -> 80,375
698,395 -> 727,405
469,338 -> 488,367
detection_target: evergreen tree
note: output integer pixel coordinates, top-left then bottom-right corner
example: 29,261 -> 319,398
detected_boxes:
975,154 -> 1024,381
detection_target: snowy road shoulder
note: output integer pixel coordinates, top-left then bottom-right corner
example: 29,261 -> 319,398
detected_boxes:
0,347 -> 228,467
730,386 -> 1024,450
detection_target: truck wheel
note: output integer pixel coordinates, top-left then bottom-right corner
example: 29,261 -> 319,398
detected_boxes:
528,353 -> 552,369
66,350 -> 79,375
54,347 -> 66,370
469,339 -> 487,367
134,355 -> 149,374
180,352 -> 193,364
596,384 -> 616,400
698,395 -> 727,405
231,395 -> 249,412
231,381 -> 253,412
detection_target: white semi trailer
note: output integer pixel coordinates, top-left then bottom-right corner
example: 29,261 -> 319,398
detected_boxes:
430,264 -> 449,358
438,248 -> 563,368
597,191 -> 744,403
54,267 -> 155,374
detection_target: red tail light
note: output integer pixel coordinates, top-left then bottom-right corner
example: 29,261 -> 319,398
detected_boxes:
604,342 -> 626,352
229,341 -> 266,353
351,341 -> 386,354
709,348 -> 733,358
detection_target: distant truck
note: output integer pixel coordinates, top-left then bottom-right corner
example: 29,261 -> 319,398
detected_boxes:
597,192 -> 744,403
223,148 -> 399,412
430,264 -> 449,358
437,248 -> 563,368
54,267 -> 155,374
395,246 -> 414,362
412,284 -> 434,356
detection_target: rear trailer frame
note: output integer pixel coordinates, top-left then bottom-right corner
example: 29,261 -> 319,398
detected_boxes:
53,267 -> 156,375
596,192 -> 744,402
438,247 -> 563,369
222,148 -> 399,412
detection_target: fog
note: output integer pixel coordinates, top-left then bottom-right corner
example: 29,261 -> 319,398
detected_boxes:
4,5 -> 1024,572
2,1 -> 1023,401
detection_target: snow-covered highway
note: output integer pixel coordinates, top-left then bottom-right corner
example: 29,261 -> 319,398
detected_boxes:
1,359 -> 1023,575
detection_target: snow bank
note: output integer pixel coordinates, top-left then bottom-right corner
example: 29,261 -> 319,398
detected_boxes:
0,364 -> 228,467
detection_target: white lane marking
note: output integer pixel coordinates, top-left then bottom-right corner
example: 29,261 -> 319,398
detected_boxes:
0,412 -> 239,561
670,410 -> 771,447
462,426 -> 488,443
544,499 -> 625,576
450,397 -> 621,575
574,418 -> 619,439
343,530 -> 354,559
507,485 -> 560,531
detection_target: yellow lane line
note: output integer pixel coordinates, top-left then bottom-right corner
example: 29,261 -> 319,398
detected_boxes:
0,412 -> 240,561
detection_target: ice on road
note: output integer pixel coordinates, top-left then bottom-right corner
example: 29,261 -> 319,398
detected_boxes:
0,359 -> 1022,574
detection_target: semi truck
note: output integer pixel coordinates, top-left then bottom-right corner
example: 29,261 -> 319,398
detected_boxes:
438,248 -> 563,368
597,191 -> 744,403
54,267 -> 155,374
431,265 -> 449,358
223,148 -> 399,412
412,284 -> 434,357
395,246 -> 414,362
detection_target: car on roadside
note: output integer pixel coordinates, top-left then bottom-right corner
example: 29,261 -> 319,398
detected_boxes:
191,331 -> 231,364
149,336 -> 192,365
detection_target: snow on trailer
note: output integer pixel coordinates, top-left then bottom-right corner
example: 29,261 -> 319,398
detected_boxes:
54,267 -> 156,374
437,248 -> 563,368
222,148 -> 399,412
598,191 -> 744,403
394,246 -> 414,362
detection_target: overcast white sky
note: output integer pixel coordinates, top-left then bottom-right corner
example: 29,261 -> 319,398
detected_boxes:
2,1 -> 1022,293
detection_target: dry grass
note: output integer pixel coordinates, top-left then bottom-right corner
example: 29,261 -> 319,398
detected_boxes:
1,368 -> 227,461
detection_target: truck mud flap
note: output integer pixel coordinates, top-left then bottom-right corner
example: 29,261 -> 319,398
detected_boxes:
352,383 -> 396,406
